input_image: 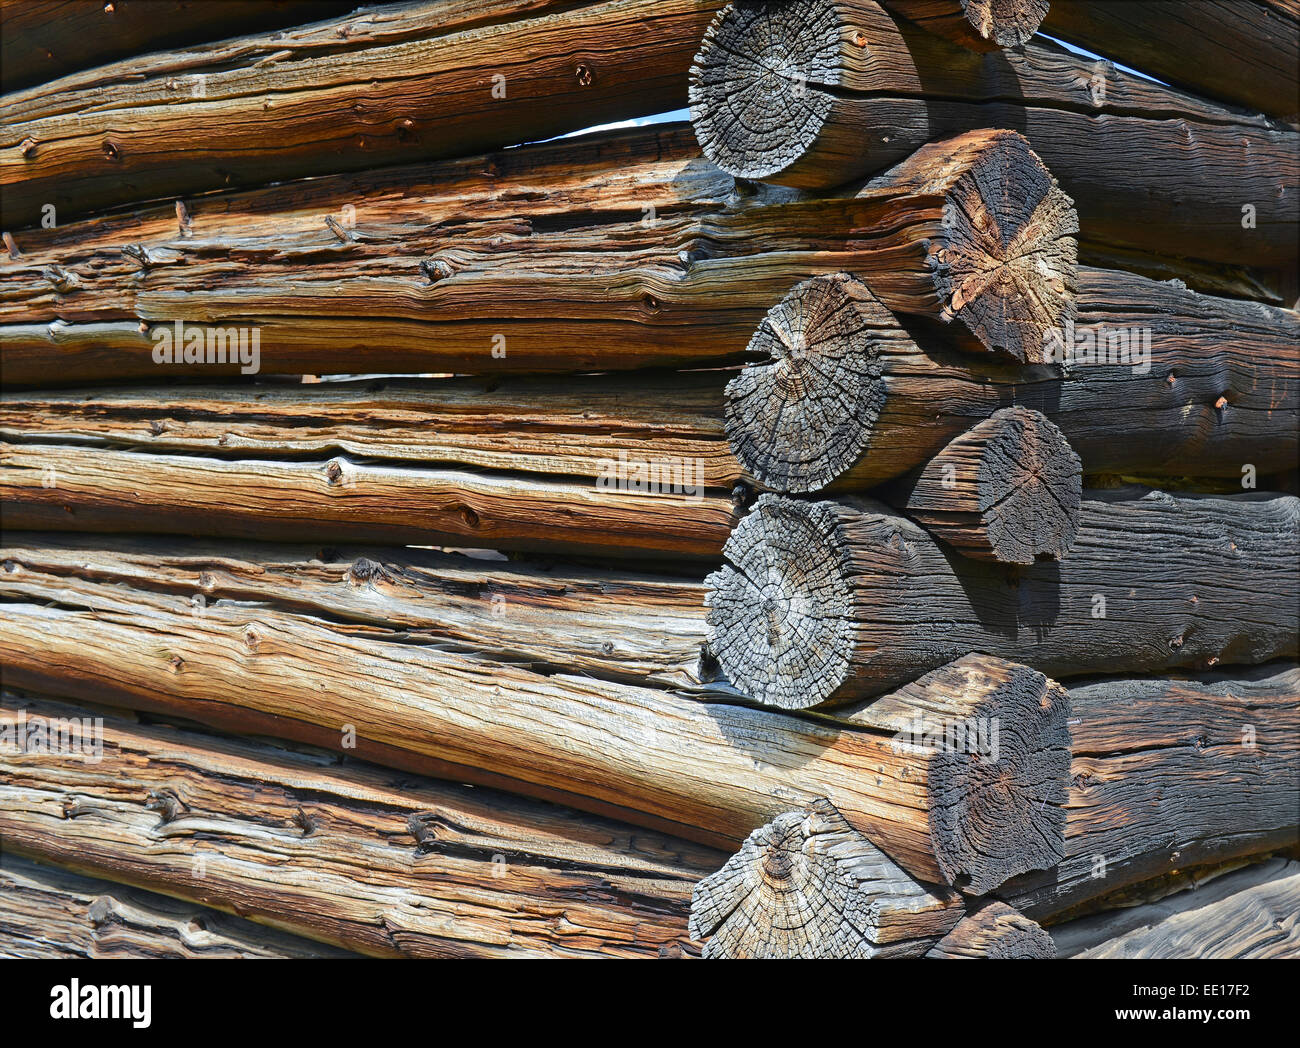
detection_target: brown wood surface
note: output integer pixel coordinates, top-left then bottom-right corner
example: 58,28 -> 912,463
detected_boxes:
924,900 -> 1055,958
0,0 -> 722,227
881,0 -> 1048,49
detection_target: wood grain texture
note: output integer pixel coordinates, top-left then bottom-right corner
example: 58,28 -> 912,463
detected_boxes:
0,541 -> 1070,890
998,665 -> 1300,921
882,0 -> 1048,49
924,900 -> 1055,958
724,267 -> 1300,490
0,125 -> 1076,383
0,0 -> 722,227
1043,0 -> 1300,123
1050,858 -> 1300,959
689,0 -> 1298,266
0,851 -> 355,959
689,798 -> 964,958
706,491 -> 1299,706
0,1 -> 354,93
0,691 -> 725,958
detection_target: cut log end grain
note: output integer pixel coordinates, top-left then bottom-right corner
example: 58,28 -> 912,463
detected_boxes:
688,798 -> 962,958
925,901 -> 1056,958
958,0 -> 1050,47
899,406 -> 1083,564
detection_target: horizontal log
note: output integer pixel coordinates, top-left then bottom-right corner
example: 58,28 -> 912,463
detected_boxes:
881,0 -> 1047,49
924,901 -> 1056,959
0,1 -> 354,93
0,691 -> 724,958
0,0 -> 722,227
725,268 -> 1300,490
0,542 -> 1072,889
690,0 -> 1299,266
706,491 -> 1299,706
0,440 -> 740,559
997,664 -> 1300,921
0,852 -> 353,959
688,799 -> 964,958
0,125 -> 1077,382
1050,858 -> 1300,959
1042,1 -> 1300,124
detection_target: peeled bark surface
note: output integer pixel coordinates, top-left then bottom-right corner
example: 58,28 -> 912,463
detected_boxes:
881,0 -> 1048,49
724,268 -> 1300,491
924,901 -> 1056,958
689,799 -> 964,958
689,0 -> 1299,266
706,491 -> 1300,706
0,536 -> 1071,891
1051,858 -> 1300,959
0,852 -> 354,959
0,692 -> 724,959
1043,1 -> 1300,124
0,125 -> 1076,383
998,665 -> 1300,921
0,0 -> 723,227
882,406 -> 1082,564
0,1 -> 354,93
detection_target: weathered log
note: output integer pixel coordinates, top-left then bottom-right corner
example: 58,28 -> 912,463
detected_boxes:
0,691 -> 724,958
0,539 -> 1072,890
0,0 -> 723,227
724,269 -> 1300,490
0,1 -> 353,93
1050,858 -> 1300,959
0,125 -> 1076,383
706,491 -> 1299,706
689,799 -> 964,958
997,664 -> 1300,921
689,0 -> 1298,266
1043,1 -> 1300,124
882,0 -> 1047,49
924,901 -> 1056,958
879,407 -> 1082,564
0,852 -> 354,959
0,440 -> 739,560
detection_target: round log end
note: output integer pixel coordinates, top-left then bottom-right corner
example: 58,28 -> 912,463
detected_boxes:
922,657 -> 1071,894
705,495 -> 855,708
932,130 -> 1079,363
688,799 -> 887,959
689,0 -> 842,183
962,0 -> 1050,49
725,273 -> 894,494
927,901 -> 1057,958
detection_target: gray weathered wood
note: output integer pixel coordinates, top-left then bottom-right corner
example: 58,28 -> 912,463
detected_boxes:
925,901 -> 1056,958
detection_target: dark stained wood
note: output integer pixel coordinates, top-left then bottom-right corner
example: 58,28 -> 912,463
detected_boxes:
1043,1 -> 1300,124
0,126 -> 1076,383
0,852 -> 355,959
689,0 -> 1298,266
882,0 -> 1048,49
0,691 -> 724,958
706,491 -> 1299,706
999,665 -> 1300,921
0,0 -> 722,227
689,799 -> 964,958
925,901 -> 1056,958
724,268 -> 1299,491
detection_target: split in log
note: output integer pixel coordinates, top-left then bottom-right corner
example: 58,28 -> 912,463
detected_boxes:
1042,1 -> 1300,124
724,268 -> 1300,489
705,491 -> 1299,705
0,691 -> 726,959
0,2 -> 354,93
924,901 -> 1056,958
688,799 -> 964,958
0,544 -> 1071,890
882,0 -> 1048,49
880,407 -> 1082,564
1050,858 -> 1300,959
0,0 -> 722,227
689,0 -> 1298,266
997,663 -> 1300,921
0,125 -> 1075,383
0,852 -> 354,960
